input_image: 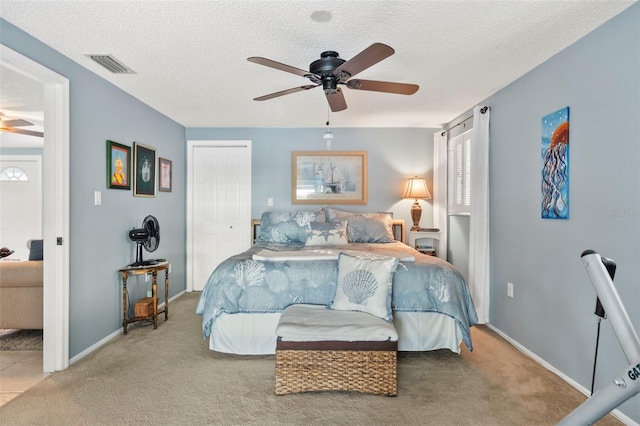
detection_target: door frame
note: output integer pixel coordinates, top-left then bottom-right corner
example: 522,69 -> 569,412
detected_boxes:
1,44 -> 70,372
186,140 -> 251,292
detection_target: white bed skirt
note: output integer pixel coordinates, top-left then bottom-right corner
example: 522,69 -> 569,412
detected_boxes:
208,311 -> 462,355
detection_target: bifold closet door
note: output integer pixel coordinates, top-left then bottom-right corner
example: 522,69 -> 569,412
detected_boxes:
189,141 -> 251,291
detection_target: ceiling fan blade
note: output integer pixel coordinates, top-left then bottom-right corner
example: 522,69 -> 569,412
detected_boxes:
333,43 -> 394,79
247,57 -> 310,78
253,85 -> 318,101
0,126 -> 44,137
325,88 -> 347,112
0,118 -> 33,127
346,79 -> 419,95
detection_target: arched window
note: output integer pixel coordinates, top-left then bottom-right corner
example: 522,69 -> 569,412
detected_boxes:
0,166 -> 29,181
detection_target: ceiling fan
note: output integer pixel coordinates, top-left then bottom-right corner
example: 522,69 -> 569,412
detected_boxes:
0,115 -> 44,138
248,43 -> 419,112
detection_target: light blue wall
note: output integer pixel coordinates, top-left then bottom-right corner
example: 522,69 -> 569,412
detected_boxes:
1,19 -> 187,358
486,5 -> 639,422
186,127 -> 437,230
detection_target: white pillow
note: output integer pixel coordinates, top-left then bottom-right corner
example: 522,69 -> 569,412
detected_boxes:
305,221 -> 348,246
331,252 -> 399,321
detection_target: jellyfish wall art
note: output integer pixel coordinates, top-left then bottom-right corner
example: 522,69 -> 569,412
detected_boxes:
541,107 -> 569,219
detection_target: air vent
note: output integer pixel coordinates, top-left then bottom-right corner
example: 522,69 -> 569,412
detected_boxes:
85,54 -> 136,74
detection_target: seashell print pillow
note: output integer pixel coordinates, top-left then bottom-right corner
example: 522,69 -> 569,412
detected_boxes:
330,252 -> 399,321
305,221 -> 348,246
257,210 -> 326,243
324,208 -> 394,243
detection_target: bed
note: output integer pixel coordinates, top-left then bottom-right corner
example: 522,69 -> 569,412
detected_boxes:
196,209 -> 478,355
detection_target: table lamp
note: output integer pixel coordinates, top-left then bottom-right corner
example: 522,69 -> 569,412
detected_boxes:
402,177 -> 431,231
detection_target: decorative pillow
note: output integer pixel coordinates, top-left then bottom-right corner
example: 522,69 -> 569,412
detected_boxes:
305,221 -> 348,246
257,210 -> 325,243
325,208 -> 394,243
331,252 -> 399,321
28,239 -> 43,260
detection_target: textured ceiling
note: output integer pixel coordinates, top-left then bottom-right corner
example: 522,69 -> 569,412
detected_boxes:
0,0 -> 636,129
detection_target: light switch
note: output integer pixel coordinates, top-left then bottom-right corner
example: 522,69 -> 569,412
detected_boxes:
94,191 -> 102,206
267,197 -> 274,207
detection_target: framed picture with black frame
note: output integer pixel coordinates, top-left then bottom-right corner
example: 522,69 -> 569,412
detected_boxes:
106,140 -> 131,190
133,142 -> 156,197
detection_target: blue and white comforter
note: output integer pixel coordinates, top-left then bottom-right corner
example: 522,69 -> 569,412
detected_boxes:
196,241 -> 478,350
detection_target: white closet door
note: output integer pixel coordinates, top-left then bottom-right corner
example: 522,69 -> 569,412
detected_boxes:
188,141 -> 251,291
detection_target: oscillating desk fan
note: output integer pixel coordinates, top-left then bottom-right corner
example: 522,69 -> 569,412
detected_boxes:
128,215 -> 160,266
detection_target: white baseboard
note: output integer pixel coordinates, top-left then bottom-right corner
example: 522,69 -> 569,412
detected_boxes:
69,290 -> 186,365
486,324 -> 638,426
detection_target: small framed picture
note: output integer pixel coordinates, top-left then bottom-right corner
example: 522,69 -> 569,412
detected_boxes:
159,157 -> 172,192
133,142 -> 156,197
106,140 -> 131,190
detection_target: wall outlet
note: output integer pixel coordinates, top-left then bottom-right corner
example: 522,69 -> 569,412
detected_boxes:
146,290 -> 152,298
267,197 -> 274,207
507,282 -> 514,298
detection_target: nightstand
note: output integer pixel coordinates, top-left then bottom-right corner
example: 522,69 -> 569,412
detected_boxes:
407,231 -> 443,260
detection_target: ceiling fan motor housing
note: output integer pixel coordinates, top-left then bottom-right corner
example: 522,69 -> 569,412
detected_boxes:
310,51 -> 348,94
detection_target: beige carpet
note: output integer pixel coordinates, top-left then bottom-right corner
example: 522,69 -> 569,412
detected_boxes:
0,292 -> 622,425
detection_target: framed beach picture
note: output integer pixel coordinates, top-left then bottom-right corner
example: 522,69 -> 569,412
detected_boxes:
133,142 -> 156,197
158,157 -> 172,192
106,140 -> 131,190
292,151 -> 368,204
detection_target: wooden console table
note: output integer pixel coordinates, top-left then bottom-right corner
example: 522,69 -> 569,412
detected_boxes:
119,261 -> 169,334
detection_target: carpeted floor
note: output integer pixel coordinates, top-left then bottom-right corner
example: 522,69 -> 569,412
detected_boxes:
0,292 -> 623,425
0,329 -> 43,351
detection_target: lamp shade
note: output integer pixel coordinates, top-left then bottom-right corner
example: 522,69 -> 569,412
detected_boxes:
402,177 -> 431,200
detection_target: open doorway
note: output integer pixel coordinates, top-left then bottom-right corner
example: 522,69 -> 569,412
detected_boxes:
1,44 -> 70,372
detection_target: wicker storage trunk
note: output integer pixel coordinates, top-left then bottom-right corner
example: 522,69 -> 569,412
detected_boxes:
275,339 -> 398,396
134,297 -> 154,318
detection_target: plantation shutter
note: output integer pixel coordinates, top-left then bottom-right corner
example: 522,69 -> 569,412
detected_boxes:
448,130 -> 472,214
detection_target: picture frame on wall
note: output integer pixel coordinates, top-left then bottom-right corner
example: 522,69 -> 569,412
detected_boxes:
106,140 -> 131,190
541,106 -> 569,219
158,157 -> 172,192
292,151 -> 368,204
133,142 -> 156,197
